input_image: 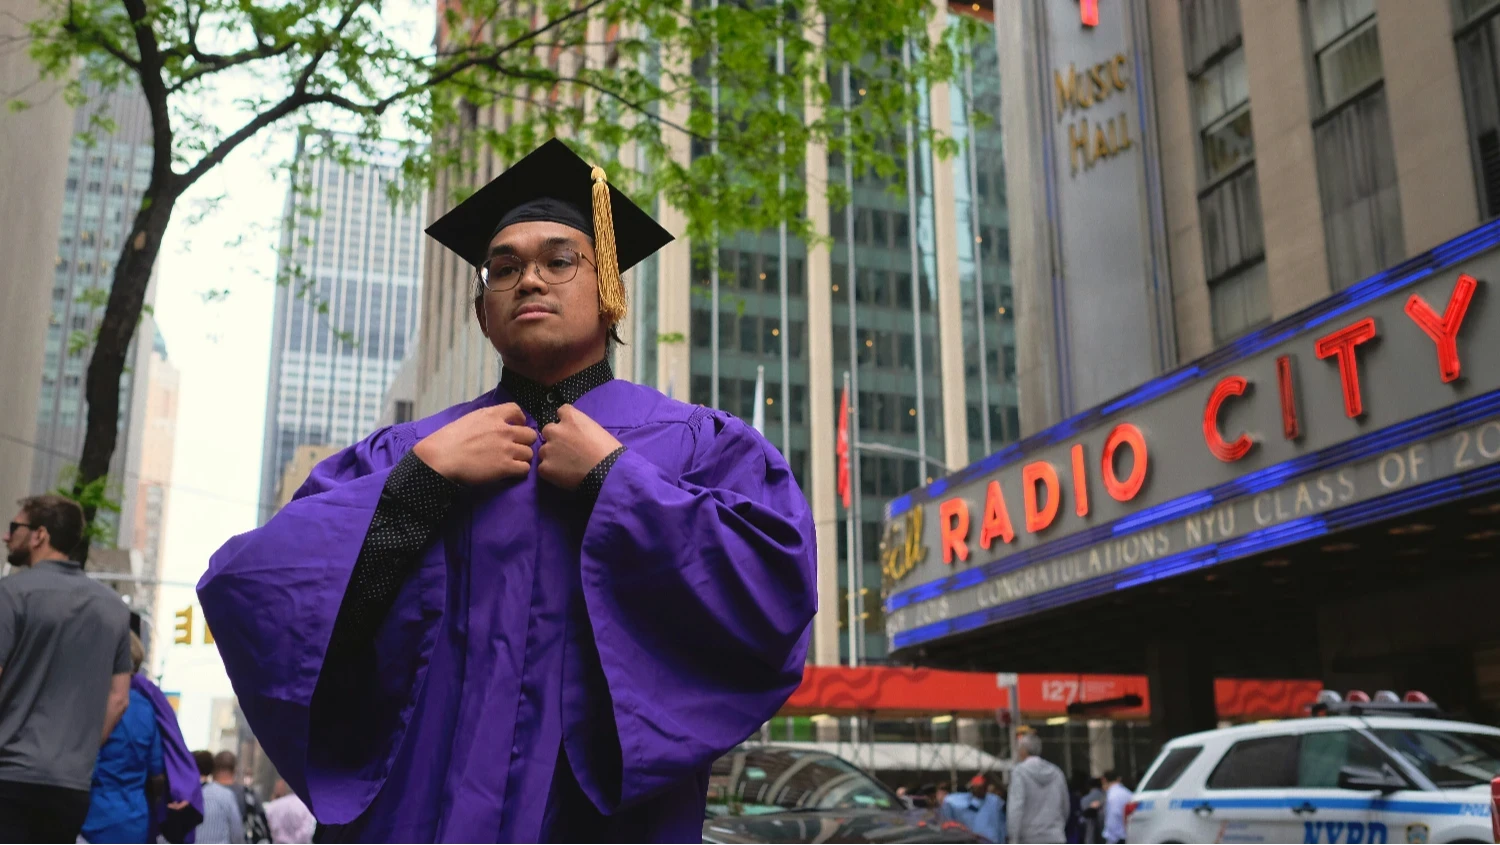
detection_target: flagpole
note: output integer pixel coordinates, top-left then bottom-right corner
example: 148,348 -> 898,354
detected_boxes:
842,63 -> 864,666
776,1 -> 790,458
709,0 -> 720,409
843,370 -> 858,667
752,365 -> 766,435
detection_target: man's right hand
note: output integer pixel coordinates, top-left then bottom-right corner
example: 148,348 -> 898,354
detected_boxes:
413,403 -> 537,486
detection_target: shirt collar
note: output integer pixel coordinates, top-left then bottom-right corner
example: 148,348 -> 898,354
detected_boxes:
34,558 -> 82,574
500,358 -> 613,425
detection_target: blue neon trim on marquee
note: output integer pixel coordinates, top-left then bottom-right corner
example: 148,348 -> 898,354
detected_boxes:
890,448 -> 1500,650
886,386 -> 1500,613
885,216 -> 1500,522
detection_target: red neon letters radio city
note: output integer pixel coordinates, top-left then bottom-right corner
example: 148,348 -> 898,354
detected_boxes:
934,274 -> 1480,568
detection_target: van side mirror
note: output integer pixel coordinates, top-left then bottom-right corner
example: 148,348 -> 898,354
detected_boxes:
1337,765 -> 1404,793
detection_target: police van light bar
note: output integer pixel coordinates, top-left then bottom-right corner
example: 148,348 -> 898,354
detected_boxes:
1311,689 -> 1442,717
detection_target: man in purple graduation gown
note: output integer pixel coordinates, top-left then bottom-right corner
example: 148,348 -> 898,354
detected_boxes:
199,138 -> 817,842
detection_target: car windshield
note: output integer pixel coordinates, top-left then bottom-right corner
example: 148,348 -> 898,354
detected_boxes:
706,747 -> 902,817
1372,728 -> 1500,788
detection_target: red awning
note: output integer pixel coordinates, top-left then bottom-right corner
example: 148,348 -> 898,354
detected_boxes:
779,666 -> 1320,721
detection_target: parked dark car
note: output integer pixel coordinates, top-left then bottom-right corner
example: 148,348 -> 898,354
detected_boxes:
703,745 -> 989,843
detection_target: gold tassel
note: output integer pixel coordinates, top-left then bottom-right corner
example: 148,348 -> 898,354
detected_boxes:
590,165 -> 627,325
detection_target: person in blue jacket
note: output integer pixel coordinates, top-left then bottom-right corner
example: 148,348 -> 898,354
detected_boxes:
943,773 -> 1006,842
80,633 -> 164,843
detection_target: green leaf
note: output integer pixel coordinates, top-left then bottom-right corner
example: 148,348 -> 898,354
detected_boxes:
37,0 -> 966,506
68,329 -> 95,355
657,332 -> 686,345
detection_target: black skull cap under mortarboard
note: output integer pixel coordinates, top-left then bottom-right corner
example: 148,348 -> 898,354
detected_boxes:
424,137 -> 674,325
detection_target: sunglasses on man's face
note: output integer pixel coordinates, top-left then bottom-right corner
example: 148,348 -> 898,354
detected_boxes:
8,522 -> 34,536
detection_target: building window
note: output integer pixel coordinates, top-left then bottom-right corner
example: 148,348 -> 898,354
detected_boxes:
1455,0 -> 1500,219
1194,48 -> 1251,183
1200,168 -> 1265,280
1184,0 -> 1268,343
1307,0 -> 1403,289
1309,0 -> 1382,109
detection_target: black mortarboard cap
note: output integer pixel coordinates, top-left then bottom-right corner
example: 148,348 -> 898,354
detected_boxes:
424,138 -> 673,325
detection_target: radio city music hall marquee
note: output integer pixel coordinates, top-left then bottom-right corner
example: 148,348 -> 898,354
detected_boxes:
881,234 -> 1500,652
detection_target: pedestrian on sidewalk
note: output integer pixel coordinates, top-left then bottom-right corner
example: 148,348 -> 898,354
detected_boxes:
942,774 -> 1005,842
0,495 -> 132,843
1101,770 -> 1133,844
193,751 -> 244,844
1007,733 -> 1070,844
210,752 -> 270,844
199,138 -> 817,842
264,779 -> 315,844
130,673 -> 202,842
80,633 -> 163,843
1079,776 -> 1106,843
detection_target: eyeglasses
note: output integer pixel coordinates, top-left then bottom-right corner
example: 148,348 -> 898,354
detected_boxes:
8,522 -> 33,536
477,247 -> 596,293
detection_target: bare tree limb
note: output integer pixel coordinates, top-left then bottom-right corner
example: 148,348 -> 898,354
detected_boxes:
166,39 -> 298,92
362,0 -> 608,114
176,0 -> 365,187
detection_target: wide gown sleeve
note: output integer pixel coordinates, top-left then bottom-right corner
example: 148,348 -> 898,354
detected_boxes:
197,425 -> 443,825
571,410 -> 817,812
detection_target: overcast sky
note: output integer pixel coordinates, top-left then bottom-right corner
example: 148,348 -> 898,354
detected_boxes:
147,3 -> 432,739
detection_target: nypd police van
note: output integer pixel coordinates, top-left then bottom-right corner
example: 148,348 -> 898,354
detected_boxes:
1125,692 -> 1499,844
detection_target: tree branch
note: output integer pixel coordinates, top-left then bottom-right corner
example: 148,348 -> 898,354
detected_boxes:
60,4 -> 140,69
176,0 -> 365,187
166,39 -> 297,93
489,65 -> 703,140
364,0 -> 609,114
120,0 -> 177,192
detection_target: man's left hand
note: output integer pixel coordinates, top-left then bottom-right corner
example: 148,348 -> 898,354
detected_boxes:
539,405 -> 623,491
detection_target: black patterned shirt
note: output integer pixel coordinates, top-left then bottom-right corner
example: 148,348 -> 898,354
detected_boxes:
326,360 -> 624,657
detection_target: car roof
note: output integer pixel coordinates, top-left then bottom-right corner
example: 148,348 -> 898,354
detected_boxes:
1160,715 -> 1500,748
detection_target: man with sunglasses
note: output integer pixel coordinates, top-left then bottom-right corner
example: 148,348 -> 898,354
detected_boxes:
201,139 -> 817,842
0,494 -> 133,842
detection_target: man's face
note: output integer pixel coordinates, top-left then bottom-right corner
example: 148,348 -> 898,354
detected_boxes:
5,511 -> 35,566
969,782 -> 986,799
475,221 -> 605,367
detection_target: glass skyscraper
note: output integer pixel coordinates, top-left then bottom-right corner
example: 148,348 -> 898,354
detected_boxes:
407,8 -> 1013,666
678,10 -> 1014,664
257,134 -> 426,521
32,84 -> 157,547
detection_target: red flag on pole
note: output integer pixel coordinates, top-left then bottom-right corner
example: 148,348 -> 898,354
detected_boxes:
836,387 -> 851,508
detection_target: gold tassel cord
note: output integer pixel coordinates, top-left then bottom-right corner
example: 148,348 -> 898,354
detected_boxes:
590,164 -> 627,325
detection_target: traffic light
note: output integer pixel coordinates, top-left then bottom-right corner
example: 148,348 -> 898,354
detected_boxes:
173,606 -> 193,645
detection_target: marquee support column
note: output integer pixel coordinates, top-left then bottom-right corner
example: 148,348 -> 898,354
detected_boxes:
1145,636 -> 1217,749
805,21 -> 841,671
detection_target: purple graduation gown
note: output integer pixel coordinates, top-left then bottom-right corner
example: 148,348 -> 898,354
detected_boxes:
199,380 -> 816,841
132,674 -> 204,843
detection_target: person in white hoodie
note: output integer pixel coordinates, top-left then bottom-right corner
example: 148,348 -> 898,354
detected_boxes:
1006,733 -> 1070,844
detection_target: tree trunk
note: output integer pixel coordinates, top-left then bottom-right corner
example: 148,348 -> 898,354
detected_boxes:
72,188 -> 178,555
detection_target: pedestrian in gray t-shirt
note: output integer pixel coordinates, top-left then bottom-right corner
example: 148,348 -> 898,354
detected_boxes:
0,494 -> 132,842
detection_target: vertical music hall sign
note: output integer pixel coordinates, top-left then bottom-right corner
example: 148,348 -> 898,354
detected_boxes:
1030,0 -> 1176,417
